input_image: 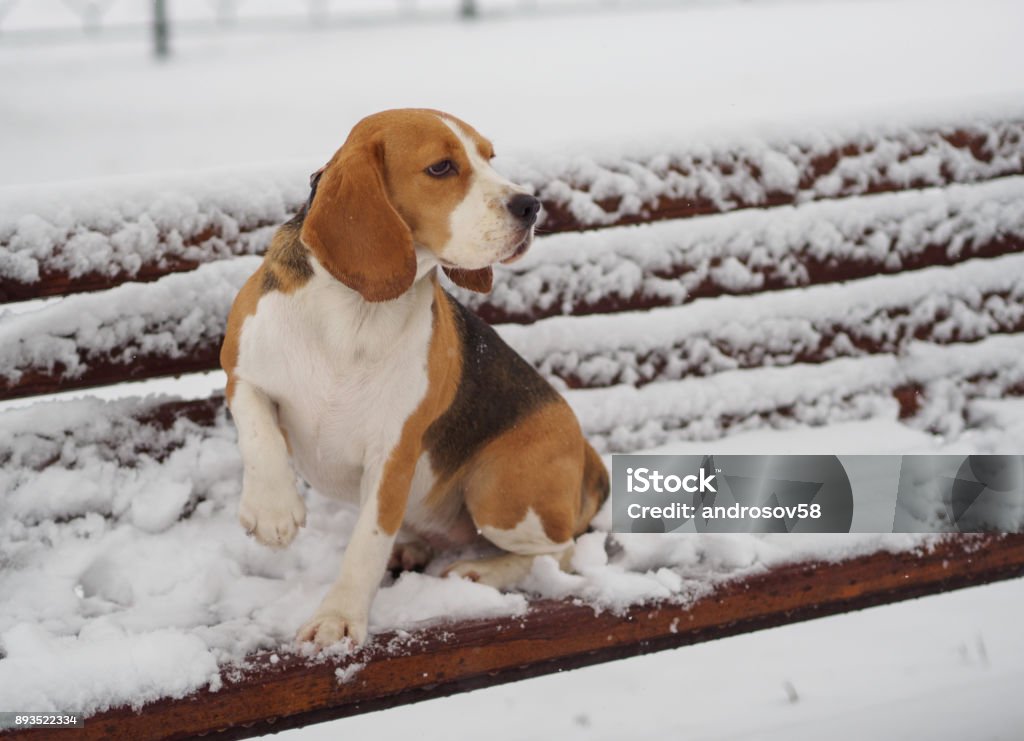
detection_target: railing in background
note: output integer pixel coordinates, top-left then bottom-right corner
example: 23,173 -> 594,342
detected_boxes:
0,0 -> 796,58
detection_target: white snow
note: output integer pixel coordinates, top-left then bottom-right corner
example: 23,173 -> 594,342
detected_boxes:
501,252 -> 1024,388
462,176 -> 1024,321
0,257 -> 258,385
0,168 -> 302,286
566,333 -> 1024,451
0,622 -> 221,714
7,182 -> 1024,389
6,124 -> 1022,294
334,662 -> 365,685
2,382 -> 1022,718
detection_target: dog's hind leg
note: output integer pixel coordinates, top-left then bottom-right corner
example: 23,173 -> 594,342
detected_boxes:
443,548 -> 574,588
442,402 -> 590,589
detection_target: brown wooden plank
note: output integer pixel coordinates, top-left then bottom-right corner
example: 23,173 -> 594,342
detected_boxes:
3,120 -> 1021,303
3,348 -> 1019,473
536,124 -> 1024,233
469,233 -> 1024,326
0,349 -> 222,403
19,534 -> 1024,741
3,275 -> 1023,404
0,313 -> 1004,406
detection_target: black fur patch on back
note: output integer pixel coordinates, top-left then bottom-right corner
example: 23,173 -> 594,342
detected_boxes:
261,215 -> 314,294
307,170 -> 323,210
260,268 -> 281,293
275,224 -> 314,281
424,292 -> 559,479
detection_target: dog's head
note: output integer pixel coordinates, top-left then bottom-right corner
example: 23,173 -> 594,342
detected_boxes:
301,109 -> 539,302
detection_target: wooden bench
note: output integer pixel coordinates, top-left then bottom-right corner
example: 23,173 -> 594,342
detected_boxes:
3,112 -> 1024,740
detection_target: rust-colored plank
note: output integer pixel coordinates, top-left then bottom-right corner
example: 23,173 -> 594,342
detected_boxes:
4,252 -> 1024,403
2,364 -> 1017,473
18,535 -> 1024,741
469,233 -> 1024,326
3,121 -> 1021,303
0,350 -> 222,403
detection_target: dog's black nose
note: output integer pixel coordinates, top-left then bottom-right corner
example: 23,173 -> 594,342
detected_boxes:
507,193 -> 541,225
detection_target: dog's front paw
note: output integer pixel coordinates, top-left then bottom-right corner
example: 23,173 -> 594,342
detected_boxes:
239,484 -> 306,548
296,611 -> 368,648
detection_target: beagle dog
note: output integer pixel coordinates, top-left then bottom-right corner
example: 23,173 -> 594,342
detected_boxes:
220,109 -> 608,647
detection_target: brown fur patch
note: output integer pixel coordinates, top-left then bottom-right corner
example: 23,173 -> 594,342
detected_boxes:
220,267 -> 266,404
375,279 -> 463,534
577,441 -> 610,535
461,400 -> 586,546
443,266 -> 493,293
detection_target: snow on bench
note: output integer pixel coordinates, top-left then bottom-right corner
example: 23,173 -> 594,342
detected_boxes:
1,114 -> 1022,302
35,535 -> 1024,741
2,112 -> 1024,740
3,178 -> 1024,402
468,176 -> 1024,323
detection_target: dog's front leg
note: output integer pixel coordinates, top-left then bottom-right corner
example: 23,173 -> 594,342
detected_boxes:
297,458 -> 409,648
230,380 -> 306,548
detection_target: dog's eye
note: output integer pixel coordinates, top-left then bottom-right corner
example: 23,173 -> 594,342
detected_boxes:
425,159 -> 457,178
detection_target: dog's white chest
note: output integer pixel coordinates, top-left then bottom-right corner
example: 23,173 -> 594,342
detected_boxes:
234,266 -> 434,499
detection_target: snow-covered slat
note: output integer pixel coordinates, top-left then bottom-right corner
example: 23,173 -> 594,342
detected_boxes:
515,117 -> 1024,232
0,358 -> 893,517
0,258 -> 259,400
5,335 -> 1023,497
0,394 -> 225,526
575,333 -> 1024,451
0,168 -> 304,302
461,177 -> 1024,324
3,117 -> 1022,302
504,252 -> 1024,389
34,535 -> 1024,741
5,248 -> 1024,402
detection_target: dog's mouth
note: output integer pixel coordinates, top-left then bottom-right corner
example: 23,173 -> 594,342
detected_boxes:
500,232 -> 533,265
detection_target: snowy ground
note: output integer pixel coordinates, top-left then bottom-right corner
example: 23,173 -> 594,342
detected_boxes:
2,0 -> 1024,736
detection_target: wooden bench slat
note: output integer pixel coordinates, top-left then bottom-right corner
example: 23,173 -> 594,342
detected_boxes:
3,118 -> 1021,303
3,174 -> 1024,402
1,261 -> 1021,406
505,252 -> 1024,390
4,335 -> 1023,488
29,534 -> 1024,741
468,176 -> 1024,324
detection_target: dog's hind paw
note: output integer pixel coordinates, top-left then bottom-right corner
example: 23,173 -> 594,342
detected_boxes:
297,611 -> 367,648
388,540 -> 433,573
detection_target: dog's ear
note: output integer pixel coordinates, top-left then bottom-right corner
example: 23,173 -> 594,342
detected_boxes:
443,266 -> 493,293
300,144 -> 416,302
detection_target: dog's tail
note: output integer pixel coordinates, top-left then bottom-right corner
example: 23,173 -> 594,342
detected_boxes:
575,441 -> 610,536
